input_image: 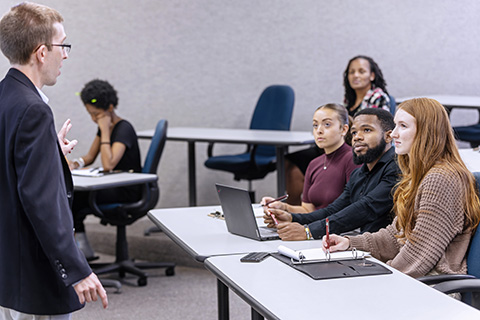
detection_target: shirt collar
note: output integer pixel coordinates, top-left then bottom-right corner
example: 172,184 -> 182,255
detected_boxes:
35,86 -> 49,104
360,147 -> 395,173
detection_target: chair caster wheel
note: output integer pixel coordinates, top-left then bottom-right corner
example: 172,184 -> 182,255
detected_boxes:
166,267 -> 175,276
138,277 -> 147,286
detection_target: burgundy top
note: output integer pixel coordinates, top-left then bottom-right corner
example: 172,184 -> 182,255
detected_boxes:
302,143 -> 360,209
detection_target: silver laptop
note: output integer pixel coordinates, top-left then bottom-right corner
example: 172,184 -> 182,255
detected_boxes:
215,183 -> 280,241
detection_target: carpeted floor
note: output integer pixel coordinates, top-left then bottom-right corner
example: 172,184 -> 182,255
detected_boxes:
72,263 -> 251,320
71,216 -> 251,319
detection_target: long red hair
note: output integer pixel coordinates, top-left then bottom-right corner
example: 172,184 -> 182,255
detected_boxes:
394,98 -> 480,241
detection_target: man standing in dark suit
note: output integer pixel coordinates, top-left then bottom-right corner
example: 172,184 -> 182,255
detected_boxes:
0,3 -> 107,318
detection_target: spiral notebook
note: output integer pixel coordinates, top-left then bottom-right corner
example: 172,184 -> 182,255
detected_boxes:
272,245 -> 392,280
277,245 -> 370,264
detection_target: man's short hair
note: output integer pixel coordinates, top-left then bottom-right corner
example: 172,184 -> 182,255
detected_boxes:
354,108 -> 395,132
0,2 -> 63,65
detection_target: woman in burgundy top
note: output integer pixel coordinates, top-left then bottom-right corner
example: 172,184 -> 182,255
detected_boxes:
261,103 -> 360,213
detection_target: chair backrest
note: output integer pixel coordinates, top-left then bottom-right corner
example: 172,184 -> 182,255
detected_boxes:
249,85 -> 295,156
467,172 -> 480,278
143,119 -> 168,174
389,95 -> 396,115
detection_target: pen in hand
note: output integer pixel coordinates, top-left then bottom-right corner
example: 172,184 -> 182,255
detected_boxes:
268,210 -> 279,226
257,194 -> 289,208
325,218 -> 331,258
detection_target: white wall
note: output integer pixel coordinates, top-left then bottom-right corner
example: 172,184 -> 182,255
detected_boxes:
1,0 -> 479,207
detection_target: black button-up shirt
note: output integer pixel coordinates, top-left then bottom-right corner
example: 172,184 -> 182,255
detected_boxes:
292,147 -> 399,239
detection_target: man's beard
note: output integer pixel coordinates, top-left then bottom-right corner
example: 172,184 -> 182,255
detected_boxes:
353,137 -> 387,165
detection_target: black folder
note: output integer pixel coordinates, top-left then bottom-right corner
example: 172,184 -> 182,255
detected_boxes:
271,252 -> 392,280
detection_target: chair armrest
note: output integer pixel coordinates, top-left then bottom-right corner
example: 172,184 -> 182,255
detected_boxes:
207,142 -> 214,158
88,190 -> 106,219
248,144 -> 260,169
434,279 -> 480,295
207,142 -> 252,158
417,274 -> 476,286
88,182 -> 159,225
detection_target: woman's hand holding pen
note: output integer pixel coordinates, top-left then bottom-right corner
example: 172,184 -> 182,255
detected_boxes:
260,196 -> 287,212
322,234 -> 350,252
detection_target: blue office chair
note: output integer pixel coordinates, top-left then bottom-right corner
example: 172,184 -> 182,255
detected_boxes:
417,171 -> 480,309
204,85 -> 295,201
453,125 -> 480,148
89,120 -> 175,286
389,95 -> 396,115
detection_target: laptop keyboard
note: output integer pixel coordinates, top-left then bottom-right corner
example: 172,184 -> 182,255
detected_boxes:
259,226 -> 279,238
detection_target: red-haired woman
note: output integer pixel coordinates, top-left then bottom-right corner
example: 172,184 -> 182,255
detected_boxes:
325,98 -> 480,279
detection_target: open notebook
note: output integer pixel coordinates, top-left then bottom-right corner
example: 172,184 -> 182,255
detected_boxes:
272,245 -> 392,280
278,245 -> 370,264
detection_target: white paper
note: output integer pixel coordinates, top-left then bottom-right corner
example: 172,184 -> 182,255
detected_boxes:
71,167 -> 104,177
278,245 -> 302,260
278,245 -> 369,262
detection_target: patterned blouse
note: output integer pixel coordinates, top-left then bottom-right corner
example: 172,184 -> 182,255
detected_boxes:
346,87 -> 391,116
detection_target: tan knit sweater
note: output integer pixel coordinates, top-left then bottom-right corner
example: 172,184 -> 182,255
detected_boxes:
349,166 -> 472,278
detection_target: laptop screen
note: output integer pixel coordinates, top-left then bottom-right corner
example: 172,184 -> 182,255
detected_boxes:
215,183 -> 279,241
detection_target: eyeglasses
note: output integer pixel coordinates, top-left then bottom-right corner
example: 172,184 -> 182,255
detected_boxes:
34,43 -> 72,54
50,43 -> 71,54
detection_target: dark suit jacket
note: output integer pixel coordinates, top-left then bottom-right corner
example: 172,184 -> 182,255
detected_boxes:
0,68 -> 92,315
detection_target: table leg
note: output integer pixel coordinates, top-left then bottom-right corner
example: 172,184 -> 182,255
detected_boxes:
275,146 -> 286,197
251,308 -> 264,320
187,141 -> 197,206
217,279 -> 229,320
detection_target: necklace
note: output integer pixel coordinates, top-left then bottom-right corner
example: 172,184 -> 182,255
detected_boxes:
323,151 -> 337,170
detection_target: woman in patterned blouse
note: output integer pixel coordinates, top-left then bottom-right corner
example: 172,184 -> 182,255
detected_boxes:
343,55 -> 391,116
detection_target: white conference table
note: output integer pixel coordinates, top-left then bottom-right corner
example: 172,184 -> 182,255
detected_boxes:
205,254 -> 480,320
396,95 -> 480,112
148,205 -> 324,262
148,205 -> 480,320
72,172 -> 158,191
138,127 -> 314,206
148,205 -> 326,319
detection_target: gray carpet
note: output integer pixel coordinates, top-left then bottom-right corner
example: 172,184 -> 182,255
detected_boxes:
72,216 -> 251,319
